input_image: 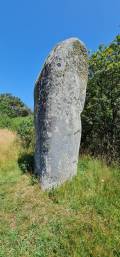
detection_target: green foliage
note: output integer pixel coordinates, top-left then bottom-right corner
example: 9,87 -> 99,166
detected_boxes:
12,116 -> 34,149
0,113 -> 34,149
81,35 -> 120,163
0,93 -> 34,149
0,114 -> 12,129
0,93 -> 32,118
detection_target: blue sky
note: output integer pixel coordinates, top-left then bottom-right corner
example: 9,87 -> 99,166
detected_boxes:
0,0 -> 120,109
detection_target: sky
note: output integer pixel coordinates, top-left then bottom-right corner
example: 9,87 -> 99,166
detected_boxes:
0,0 -> 120,109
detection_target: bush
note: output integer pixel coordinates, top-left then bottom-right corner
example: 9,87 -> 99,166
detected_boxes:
12,116 -> 34,149
0,114 -> 12,129
0,93 -> 32,118
81,35 -> 120,164
0,114 -> 34,150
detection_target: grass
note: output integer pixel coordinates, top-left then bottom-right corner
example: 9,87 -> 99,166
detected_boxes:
0,129 -> 120,257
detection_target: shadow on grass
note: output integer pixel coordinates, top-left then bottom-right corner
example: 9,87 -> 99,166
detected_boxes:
18,152 -> 39,185
18,152 -> 34,174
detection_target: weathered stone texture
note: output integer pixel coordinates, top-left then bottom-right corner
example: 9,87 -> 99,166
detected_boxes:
34,37 -> 88,190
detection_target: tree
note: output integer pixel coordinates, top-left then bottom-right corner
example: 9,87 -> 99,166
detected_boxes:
81,35 -> 120,163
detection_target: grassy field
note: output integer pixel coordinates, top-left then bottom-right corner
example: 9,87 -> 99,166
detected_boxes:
0,129 -> 120,257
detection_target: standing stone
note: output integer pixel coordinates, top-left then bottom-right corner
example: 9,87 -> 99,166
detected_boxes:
34,38 -> 88,190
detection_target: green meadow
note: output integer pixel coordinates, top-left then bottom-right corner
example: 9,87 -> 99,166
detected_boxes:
0,129 -> 120,257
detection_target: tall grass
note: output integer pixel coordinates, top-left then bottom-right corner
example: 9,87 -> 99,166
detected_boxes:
0,129 -> 20,167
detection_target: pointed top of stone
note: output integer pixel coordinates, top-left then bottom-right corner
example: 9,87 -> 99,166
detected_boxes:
56,37 -> 86,47
35,37 -> 88,85
49,37 -> 87,57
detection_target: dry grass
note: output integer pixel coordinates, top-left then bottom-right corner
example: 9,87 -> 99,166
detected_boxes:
0,129 -> 20,166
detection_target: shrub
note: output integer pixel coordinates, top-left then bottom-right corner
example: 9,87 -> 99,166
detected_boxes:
0,93 -> 32,118
81,35 -> 120,164
12,115 -> 34,149
0,114 -> 12,129
0,114 -> 34,150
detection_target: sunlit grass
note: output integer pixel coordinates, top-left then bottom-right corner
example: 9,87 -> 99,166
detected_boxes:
0,129 -> 20,167
0,129 -> 120,257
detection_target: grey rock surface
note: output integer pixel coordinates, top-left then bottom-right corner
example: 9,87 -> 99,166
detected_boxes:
34,37 -> 88,190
